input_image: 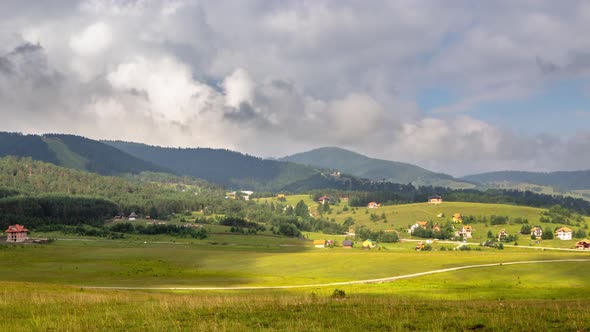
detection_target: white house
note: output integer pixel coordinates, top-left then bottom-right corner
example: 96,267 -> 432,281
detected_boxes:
555,227 -> 573,240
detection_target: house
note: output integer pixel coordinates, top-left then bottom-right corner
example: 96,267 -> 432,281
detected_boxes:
555,227 -> 573,240
241,191 -> 254,201
452,213 -> 463,223
277,194 -> 286,199
342,240 -> 354,248
409,221 -> 428,233
432,224 -> 442,232
362,239 -> 376,249
530,226 -> 543,238
5,224 -> 28,242
367,202 -> 380,208
318,196 -> 331,204
576,239 -> 590,250
455,225 -> 473,239
226,191 -> 237,199
415,241 -> 425,251
314,239 -> 326,248
497,229 -> 508,241
340,196 -> 350,202
128,212 -> 138,221
346,228 -> 356,237
428,195 -> 443,204
326,240 -> 334,247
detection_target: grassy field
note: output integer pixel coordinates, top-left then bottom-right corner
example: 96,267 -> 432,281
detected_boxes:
1,234 -> 590,331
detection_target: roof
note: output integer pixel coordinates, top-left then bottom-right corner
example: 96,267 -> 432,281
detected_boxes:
555,227 -> 573,233
129,212 -> 138,218
5,224 -> 28,233
342,240 -> 353,246
429,195 -> 442,199
577,239 -> 590,244
417,221 -> 428,226
453,213 -> 462,218
463,226 -> 472,231
313,239 -> 326,245
367,201 -> 378,206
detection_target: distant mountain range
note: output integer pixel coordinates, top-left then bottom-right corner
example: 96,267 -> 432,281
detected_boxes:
2,131 -> 590,196
281,147 -> 476,189
461,170 -> 590,200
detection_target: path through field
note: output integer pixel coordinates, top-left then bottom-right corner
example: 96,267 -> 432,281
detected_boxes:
82,258 -> 590,291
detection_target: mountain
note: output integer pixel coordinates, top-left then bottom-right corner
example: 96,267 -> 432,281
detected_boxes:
281,147 -> 476,189
462,170 -> 590,197
104,141 -> 324,191
0,132 -> 169,175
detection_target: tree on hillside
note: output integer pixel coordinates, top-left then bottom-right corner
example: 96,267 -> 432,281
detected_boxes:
520,224 -> 532,235
541,227 -> 554,240
294,200 -> 309,217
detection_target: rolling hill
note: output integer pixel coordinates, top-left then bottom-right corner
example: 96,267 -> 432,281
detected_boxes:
281,147 -> 476,189
0,132 -> 169,175
104,140 -> 327,191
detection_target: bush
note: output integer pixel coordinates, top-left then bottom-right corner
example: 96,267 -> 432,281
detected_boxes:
331,289 -> 346,299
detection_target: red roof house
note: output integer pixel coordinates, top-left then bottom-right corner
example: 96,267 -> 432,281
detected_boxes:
5,224 -> 29,243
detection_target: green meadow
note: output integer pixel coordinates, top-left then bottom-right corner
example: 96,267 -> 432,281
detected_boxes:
1,237 -> 590,331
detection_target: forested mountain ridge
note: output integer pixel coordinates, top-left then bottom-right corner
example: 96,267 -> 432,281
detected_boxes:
0,132 -> 169,176
0,156 -> 223,228
281,147 -> 476,189
104,140 -> 323,191
462,170 -> 590,191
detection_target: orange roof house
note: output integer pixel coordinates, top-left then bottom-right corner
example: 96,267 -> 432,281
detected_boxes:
452,213 -> 463,223
555,227 -> 573,240
530,226 -> 543,238
5,224 -> 29,243
367,202 -> 380,208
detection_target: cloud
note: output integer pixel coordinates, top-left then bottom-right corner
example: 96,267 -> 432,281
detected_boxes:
0,1 -> 590,176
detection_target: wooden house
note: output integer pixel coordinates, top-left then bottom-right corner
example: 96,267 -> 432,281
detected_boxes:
576,239 -> 590,250
456,225 -> 472,239
5,224 -> 29,242
452,213 -> 463,223
555,227 -> 573,240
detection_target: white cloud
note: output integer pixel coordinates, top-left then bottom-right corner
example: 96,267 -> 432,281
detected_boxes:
69,21 -> 112,56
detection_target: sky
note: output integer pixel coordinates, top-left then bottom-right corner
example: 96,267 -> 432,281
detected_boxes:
1,0 -> 590,176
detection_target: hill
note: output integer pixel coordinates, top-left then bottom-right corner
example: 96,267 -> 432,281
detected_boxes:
281,147 -> 476,189
105,141 -> 326,191
0,132 -> 169,176
462,170 -> 590,192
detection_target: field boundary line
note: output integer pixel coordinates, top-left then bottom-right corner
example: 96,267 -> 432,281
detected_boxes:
81,259 -> 590,291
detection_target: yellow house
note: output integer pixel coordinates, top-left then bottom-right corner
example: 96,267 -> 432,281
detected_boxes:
277,194 -> 285,199
313,239 -> 326,248
362,239 -> 376,249
452,213 -> 463,223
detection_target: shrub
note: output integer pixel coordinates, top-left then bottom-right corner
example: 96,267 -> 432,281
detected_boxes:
331,289 -> 346,299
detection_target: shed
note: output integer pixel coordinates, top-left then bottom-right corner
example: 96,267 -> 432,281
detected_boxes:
342,240 -> 354,248
128,212 -> 138,221
362,239 -> 376,249
313,239 -> 326,248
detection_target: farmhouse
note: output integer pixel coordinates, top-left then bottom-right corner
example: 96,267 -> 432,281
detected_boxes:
342,240 -> 354,248
497,229 -> 508,241
452,213 -> 463,223
456,225 -> 473,239
432,224 -> 442,232
277,194 -> 285,199
555,227 -> 573,240
409,221 -> 428,233
362,239 -> 376,249
5,224 -> 28,242
576,239 -> 590,250
428,195 -> 443,204
367,202 -> 380,208
128,212 -> 138,221
313,239 -> 326,248
530,226 -> 543,238
318,196 -> 331,204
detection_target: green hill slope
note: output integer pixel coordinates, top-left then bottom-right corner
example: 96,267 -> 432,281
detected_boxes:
104,141 -> 323,191
281,147 -> 475,189
0,132 -> 169,176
